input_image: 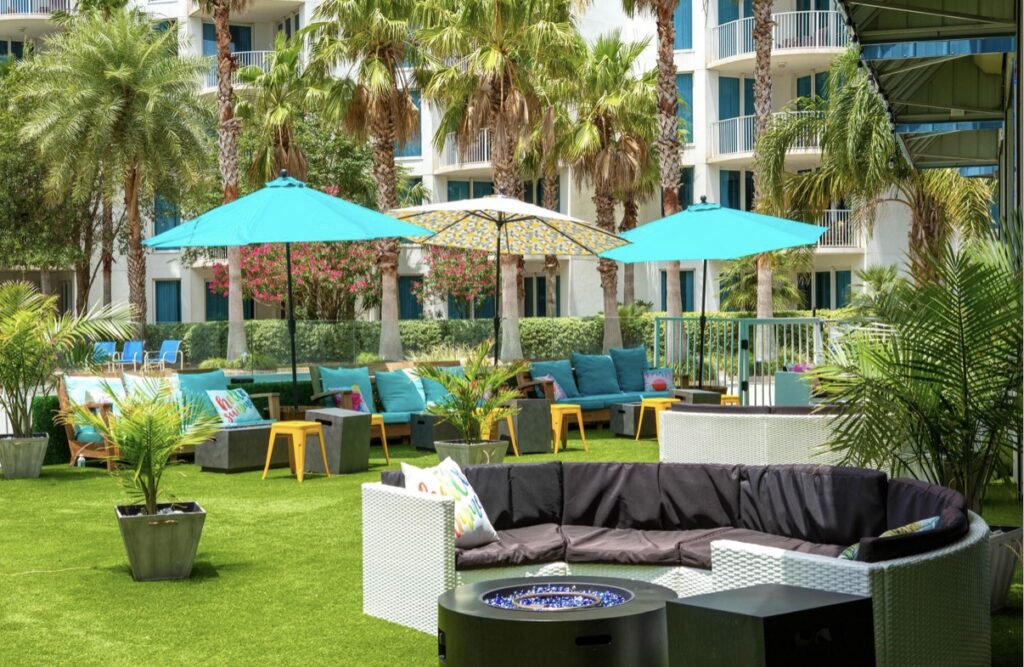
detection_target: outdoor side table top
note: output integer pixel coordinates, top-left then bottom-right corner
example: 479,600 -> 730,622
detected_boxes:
304,408 -> 371,474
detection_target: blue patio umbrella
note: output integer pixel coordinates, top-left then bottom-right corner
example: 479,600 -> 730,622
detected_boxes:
600,197 -> 827,388
144,172 -> 435,408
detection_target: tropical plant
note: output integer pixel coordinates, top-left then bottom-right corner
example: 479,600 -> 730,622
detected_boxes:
567,32 -> 656,351
750,0 -> 776,325
0,282 -> 133,438
414,246 -> 496,319
847,264 -> 906,317
64,380 -> 220,515
811,232 -> 1022,512
415,340 -> 527,443
616,146 -> 659,306
757,47 -> 995,280
303,0 -> 424,362
717,249 -> 811,311
16,11 -> 209,330
420,0 -> 581,360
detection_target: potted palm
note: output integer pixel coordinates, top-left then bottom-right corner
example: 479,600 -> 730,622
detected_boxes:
416,340 -> 528,466
0,282 -> 132,479
64,379 -> 221,581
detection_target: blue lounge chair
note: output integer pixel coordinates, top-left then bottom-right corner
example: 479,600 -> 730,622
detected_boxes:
93,341 -> 116,364
113,340 -> 145,370
145,339 -> 184,370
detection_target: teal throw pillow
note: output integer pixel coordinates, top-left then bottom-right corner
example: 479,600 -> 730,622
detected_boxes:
177,370 -> 228,419
320,366 -> 374,411
609,347 -> 649,392
571,353 -> 621,396
530,360 -> 579,398
422,366 -> 464,406
375,370 -> 427,412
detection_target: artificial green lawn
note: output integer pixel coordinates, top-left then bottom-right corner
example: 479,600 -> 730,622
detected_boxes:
1,431 -> 1020,666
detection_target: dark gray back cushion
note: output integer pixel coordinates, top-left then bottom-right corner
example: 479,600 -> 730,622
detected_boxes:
739,465 -> 887,545
885,477 -> 966,528
509,461 -> 563,527
381,470 -> 404,487
562,462 -> 662,529
857,507 -> 968,562
659,464 -> 741,529
461,464 -> 513,531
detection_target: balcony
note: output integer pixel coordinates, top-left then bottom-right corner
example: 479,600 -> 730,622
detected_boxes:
709,111 -> 821,165
817,209 -> 861,250
202,51 -> 274,93
708,10 -> 849,73
437,129 -> 492,175
0,0 -> 74,38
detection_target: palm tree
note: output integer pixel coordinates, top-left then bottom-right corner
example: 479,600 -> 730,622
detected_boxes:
616,147 -> 658,306
567,32 -> 656,351
202,0 -> 250,360
751,0 -> 775,326
420,0 -> 580,360
757,48 -> 995,280
17,11 -> 209,329
718,248 -> 811,311
304,0 -> 422,361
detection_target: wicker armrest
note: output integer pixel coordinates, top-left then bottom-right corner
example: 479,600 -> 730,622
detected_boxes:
362,483 -> 456,634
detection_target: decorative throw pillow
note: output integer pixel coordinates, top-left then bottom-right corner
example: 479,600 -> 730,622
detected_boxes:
533,374 -> 567,400
375,370 -> 428,412
609,347 -> 649,392
530,360 -> 579,398
206,389 -> 263,425
421,367 -> 465,406
643,367 -> 674,392
401,368 -> 427,403
570,353 -> 621,395
838,515 -> 940,560
329,384 -> 372,413
401,458 -> 498,548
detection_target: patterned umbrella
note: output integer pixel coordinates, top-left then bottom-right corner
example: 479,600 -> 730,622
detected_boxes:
391,195 -> 627,360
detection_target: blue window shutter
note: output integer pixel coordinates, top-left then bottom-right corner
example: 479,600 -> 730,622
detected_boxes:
742,0 -> 752,18
676,73 -> 694,142
395,91 -> 422,157
814,71 -> 830,99
718,0 -> 739,24
683,270 -> 695,312
11,41 -> 23,59
678,167 -> 695,209
202,23 -> 216,56
154,194 -> 180,236
155,281 -> 181,323
815,271 -> 832,309
447,180 -> 470,201
555,276 -> 561,316
674,0 -> 692,50
720,170 -> 740,208
523,277 -> 535,317
743,78 -> 755,116
205,283 -> 227,321
797,75 -> 812,99
719,77 -> 740,120
535,276 -> 547,317
472,180 -> 493,198
398,276 -> 422,319
230,25 -> 252,52
660,270 -> 668,311
448,294 -> 467,319
476,295 -> 495,319
835,270 -> 852,308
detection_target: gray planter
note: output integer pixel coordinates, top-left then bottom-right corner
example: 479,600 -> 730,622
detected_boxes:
0,434 -> 49,480
435,440 -> 507,467
989,525 -> 1023,612
115,502 -> 206,581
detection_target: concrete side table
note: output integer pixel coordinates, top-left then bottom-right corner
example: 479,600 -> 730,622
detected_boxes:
410,413 -> 462,451
196,424 -> 288,473
610,403 -> 656,438
672,388 -> 722,405
304,408 -> 371,473
498,398 -> 552,454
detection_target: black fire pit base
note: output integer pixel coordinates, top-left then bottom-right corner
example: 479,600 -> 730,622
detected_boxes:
437,576 -> 676,667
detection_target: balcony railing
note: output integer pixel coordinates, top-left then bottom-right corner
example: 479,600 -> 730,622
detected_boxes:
710,111 -> 821,158
817,209 -> 859,248
203,50 -> 274,90
439,129 -> 490,168
0,0 -> 74,15
710,10 -> 849,63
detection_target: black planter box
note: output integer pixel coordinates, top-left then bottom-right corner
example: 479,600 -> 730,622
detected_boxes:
410,414 -> 462,451
609,403 -> 656,438
304,408 -> 372,474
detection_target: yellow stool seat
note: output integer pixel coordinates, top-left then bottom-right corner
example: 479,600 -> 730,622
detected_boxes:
635,398 -> 679,441
262,420 -> 330,483
721,394 -> 740,406
488,411 -> 520,457
370,414 -> 390,465
550,404 -> 588,454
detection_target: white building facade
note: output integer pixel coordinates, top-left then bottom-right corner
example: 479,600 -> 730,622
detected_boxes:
4,0 -> 911,323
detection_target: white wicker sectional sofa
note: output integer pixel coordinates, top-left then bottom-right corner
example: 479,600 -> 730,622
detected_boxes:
363,461 -> 990,666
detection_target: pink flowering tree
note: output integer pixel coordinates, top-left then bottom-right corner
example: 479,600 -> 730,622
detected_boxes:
415,246 -> 496,318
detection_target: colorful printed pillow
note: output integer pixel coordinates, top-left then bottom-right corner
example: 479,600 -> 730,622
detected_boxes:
329,385 -> 372,413
533,374 -> 567,401
643,367 -> 674,392
206,389 -> 263,425
838,515 -> 941,560
401,458 -> 498,548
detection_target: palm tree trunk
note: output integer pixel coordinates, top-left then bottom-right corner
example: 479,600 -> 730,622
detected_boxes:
101,193 -> 113,307
491,115 -> 523,361
213,1 -> 248,361
752,0 -> 775,364
124,167 -> 146,332
594,191 -> 621,351
908,181 -> 944,282
370,110 -> 402,360
542,171 -> 560,317
621,195 -> 639,306
74,206 -> 95,314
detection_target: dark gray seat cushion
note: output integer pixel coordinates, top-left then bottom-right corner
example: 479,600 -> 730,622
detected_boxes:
676,527 -> 846,569
561,525 -> 696,565
509,461 -> 563,527
659,464 -> 741,529
562,462 -> 662,529
739,465 -> 887,545
455,523 -> 566,570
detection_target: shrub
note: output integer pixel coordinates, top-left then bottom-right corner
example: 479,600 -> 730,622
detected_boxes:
31,395 -> 67,465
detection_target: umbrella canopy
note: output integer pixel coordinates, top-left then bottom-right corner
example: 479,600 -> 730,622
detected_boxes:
599,197 -> 827,392
143,172 -> 435,409
391,195 -> 627,361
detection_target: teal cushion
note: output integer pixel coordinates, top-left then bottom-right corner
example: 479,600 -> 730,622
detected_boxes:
320,366 -> 375,411
571,353 -> 621,396
177,370 -> 228,419
530,360 -> 579,398
639,390 -> 672,399
74,425 -> 105,443
375,370 -> 427,412
422,367 -> 464,405
380,411 -> 413,425
556,392 -> 642,411
609,347 -> 649,393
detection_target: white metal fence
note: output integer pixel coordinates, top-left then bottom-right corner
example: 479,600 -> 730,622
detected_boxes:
711,111 -> 821,157
439,129 -> 490,168
818,209 -> 860,248
203,50 -> 274,90
709,10 -> 849,62
0,0 -> 74,14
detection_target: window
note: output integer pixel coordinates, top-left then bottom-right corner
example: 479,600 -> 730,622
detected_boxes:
718,0 -> 744,24
398,276 -> 423,319
743,171 -> 755,212
797,72 -> 830,100
523,275 -> 560,317
472,180 -> 493,198
155,281 -> 181,323
522,178 -> 561,211
205,283 -> 254,321
743,78 -> 754,116
202,23 -> 252,56
0,40 -> 24,61
154,194 -> 180,236
447,180 -> 470,202
660,270 -> 695,312
719,170 -> 741,208
395,90 -> 422,157
815,271 -> 831,309
676,73 -> 694,142
679,167 -> 695,209
719,77 -> 740,120
673,0 -> 692,50
835,270 -> 852,308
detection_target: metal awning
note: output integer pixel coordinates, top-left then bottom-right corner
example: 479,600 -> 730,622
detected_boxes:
838,1 -> 1018,169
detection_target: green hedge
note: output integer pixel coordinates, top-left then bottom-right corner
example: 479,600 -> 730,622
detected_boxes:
31,396 -> 68,466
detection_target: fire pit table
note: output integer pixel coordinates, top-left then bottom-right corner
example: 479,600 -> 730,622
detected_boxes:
437,576 -> 676,667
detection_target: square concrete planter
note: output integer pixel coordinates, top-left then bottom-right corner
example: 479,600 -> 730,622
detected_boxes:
609,403 -> 656,439
435,440 -> 507,466
410,414 -> 462,451
0,435 -> 49,479
990,525 -> 1023,611
116,502 -> 206,581
304,408 -> 371,474
497,399 -> 552,454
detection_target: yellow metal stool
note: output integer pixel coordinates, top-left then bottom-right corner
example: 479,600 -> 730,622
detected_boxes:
550,404 -> 588,454
370,414 -> 391,465
635,397 -> 679,441
262,421 -> 330,483
487,411 -> 520,457
720,394 -> 740,406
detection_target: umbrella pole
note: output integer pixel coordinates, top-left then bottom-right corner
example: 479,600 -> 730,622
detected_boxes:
285,242 -> 299,411
493,225 -> 501,365
697,259 -> 708,390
